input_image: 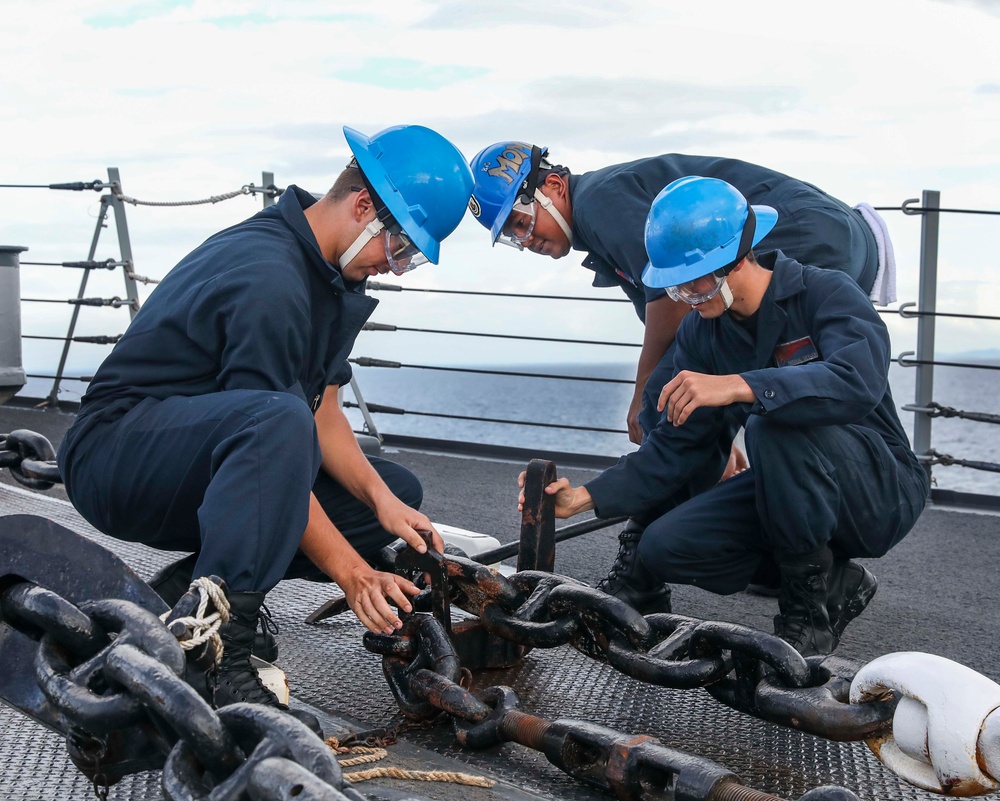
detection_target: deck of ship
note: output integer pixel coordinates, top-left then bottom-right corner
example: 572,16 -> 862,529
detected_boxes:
1,401 -> 998,801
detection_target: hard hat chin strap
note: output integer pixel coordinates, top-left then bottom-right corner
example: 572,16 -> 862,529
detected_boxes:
719,278 -> 734,310
339,218 -> 385,269
534,188 -> 573,247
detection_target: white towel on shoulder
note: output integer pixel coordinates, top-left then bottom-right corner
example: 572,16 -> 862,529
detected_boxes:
854,202 -> 896,306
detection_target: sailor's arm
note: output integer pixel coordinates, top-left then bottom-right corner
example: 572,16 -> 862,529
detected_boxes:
314,386 -> 443,553
298,496 -> 416,634
627,296 -> 692,442
302,386 -> 443,634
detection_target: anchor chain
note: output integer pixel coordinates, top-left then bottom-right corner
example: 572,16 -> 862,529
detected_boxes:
0,576 -> 434,801
364,612 -> 860,801
398,547 -> 897,742
0,429 -> 62,489
386,538 -> 1000,796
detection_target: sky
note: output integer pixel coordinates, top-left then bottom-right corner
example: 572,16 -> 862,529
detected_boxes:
3,0 -> 1000,385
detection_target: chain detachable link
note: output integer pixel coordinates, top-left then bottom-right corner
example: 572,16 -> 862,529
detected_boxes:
851,652 -> 1000,795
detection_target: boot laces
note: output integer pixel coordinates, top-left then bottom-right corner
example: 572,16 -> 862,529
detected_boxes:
779,575 -> 827,644
600,536 -> 637,583
217,644 -> 280,706
258,603 -> 280,636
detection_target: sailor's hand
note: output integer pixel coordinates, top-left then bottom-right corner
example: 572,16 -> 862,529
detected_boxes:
376,498 -> 445,554
658,371 -> 754,426
341,567 -> 421,634
626,392 -> 644,445
517,471 -> 593,519
720,443 -> 749,481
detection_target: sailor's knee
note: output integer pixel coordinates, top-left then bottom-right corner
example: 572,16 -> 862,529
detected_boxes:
636,527 -> 687,583
744,415 -> 809,468
379,460 -> 423,509
239,391 -> 316,439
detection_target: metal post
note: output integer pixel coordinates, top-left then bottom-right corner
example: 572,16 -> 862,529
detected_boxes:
261,171 -> 275,208
106,167 -> 140,320
349,375 -> 381,441
0,246 -> 28,405
912,190 -> 940,487
46,198 -> 111,406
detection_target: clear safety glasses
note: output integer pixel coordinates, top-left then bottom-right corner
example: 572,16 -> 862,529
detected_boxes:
497,200 -> 537,250
384,229 -> 428,275
666,270 -> 728,305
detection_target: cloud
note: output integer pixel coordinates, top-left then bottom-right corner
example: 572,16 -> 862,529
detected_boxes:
331,58 -> 490,91
84,0 -> 195,28
929,0 -> 1000,17
415,0 -> 630,29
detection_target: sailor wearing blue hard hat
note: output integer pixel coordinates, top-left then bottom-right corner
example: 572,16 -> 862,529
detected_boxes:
468,142 -> 883,452
337,124 -> 474,278
58,123 -> 474,730
521,176 -> 928,657
468,141 -> 574,257
642,175 -> 778,312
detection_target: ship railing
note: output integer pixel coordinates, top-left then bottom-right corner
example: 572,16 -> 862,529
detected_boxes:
2,170 -> 1000,507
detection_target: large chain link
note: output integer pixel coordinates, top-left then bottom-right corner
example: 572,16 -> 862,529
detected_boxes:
0,577 -> 434,801
402,549 -> 896,743
364,612 -> 861,801
0,429 -> 62,489
851,652 -> 1000,795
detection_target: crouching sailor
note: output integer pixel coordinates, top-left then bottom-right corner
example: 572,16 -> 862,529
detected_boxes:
57,124 -> 475,729
520,176 -> 929,656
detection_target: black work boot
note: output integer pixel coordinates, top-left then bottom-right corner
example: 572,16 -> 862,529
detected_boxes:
595,521 -> 672,614
214,591 -> 323,737
149,555 -> 279,662
773,547 -> 836,657
827,558 -> 878,639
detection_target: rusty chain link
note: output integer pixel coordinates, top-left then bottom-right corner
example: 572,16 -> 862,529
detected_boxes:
364,612 -> 860,801
395,547 -> 897,743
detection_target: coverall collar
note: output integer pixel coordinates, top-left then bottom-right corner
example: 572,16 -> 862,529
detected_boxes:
275,186 -> 350,293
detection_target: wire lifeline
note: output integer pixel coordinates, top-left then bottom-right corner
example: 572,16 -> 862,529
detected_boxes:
114,186 -> 252,207
342,401 -> 627,435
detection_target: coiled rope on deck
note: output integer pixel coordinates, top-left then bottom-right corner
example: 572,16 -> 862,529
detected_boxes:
326,738 -> 495,788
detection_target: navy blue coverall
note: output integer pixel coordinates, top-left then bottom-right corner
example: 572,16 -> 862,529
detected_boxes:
57,186 -> 420,593
583,253 -> 929,593
569,154 -> 879,435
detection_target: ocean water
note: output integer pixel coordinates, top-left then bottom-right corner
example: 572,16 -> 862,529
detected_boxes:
342,360 -> 1000,498
21,360 -> 1000,497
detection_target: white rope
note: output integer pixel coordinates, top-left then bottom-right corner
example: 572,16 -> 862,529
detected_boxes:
160,577 -> 231,663
115,187 -> 251,207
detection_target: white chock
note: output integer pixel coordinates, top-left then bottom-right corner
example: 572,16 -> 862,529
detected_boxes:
849,651 -> 1000,796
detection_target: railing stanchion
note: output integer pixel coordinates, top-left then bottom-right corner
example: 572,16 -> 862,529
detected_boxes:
46,189 -> 111,407
913,189 -> 941,489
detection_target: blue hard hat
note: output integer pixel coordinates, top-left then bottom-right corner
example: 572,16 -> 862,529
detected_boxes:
343,125 -> 474,264
468,141 -> 541,244
642,176 -> 778,289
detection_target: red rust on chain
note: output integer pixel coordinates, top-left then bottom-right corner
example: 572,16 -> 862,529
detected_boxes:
605,733 -> 658,793
708,778 -> 786,801
498,709 -> 552,752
